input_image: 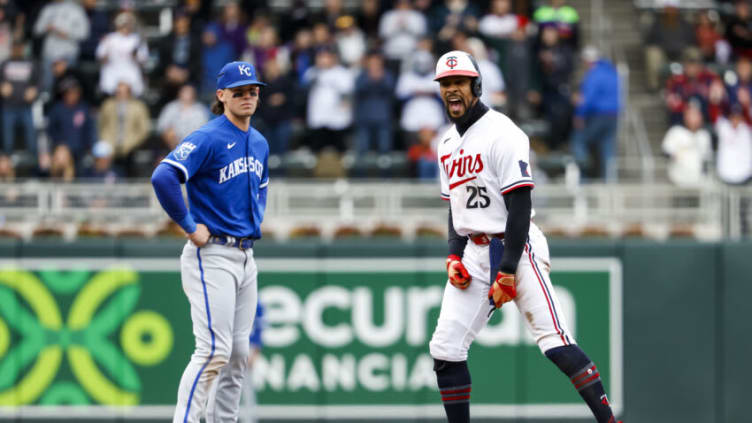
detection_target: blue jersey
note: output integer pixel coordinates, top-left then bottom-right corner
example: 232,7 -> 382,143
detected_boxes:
162,115 -> 269,238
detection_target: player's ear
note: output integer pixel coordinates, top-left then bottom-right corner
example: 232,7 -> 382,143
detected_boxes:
216,89 -> 225,102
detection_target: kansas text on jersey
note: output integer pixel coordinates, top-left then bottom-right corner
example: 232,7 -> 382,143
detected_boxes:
219,156 -> 264,184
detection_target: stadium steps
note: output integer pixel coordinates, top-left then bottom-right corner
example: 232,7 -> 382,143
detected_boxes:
568,0 -> 667,165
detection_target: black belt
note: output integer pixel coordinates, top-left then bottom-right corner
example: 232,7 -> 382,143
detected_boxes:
209,235 -> 255,249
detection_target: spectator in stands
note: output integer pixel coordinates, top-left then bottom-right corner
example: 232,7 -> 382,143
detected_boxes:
33,0 -> 90,92
82,140 -> 119,183
279,0 -> 312,43
50,57 -> 94,106
726,56 -> 752,107
98,80 -> 151,173
46,77 -> 96,162
244,25 -> 283,77
290,28 -> 315,84
154,10 -> 201,109
302,46 -> 354,152
644,0 -> 695,91
200,23 -> 234,102
312,0 -> 347,31
570,46 -> 621,182
311,20 -> 334,51
156,84 -> 208,150
79,0 -> 110,63
696,9 -> 730,64
429,0 -> 480,52
478,0 -> 518,80
407,126 -> 438,180
182,0 -> 209,35
536,24 -> 575,150
96,11 -> 148,98
665,49 -> 719,124
715,103 -> 752,185
334,15 -> 366,69
354,50 -> 395,156
0,153 -> 14,182
395,49 -> 445,136
724,0 -> 752,60
465,37 -> 506,111
1,40 -> 38,157
218,1 -> 247,58
503,21 -> 538,122
244,10 -> 270,48
257,57 -> 294,157
379,0 -> 427,74
661,102 -> 712,187
357,0 -> 382,40
479,0 -> 522,40
49,144 -> 75,182
533,0 -> 579,49
0,0 -> 23,64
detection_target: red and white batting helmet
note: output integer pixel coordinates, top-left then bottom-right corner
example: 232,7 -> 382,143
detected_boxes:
434,50 -> 482,97
434,50 -> 480,80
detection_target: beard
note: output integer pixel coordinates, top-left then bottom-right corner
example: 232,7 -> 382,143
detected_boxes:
445,96 -> 477,124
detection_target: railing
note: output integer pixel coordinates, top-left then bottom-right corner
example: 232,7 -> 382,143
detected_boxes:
0,181 -> 749,241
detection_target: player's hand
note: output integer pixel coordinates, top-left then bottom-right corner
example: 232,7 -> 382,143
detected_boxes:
488,271 -> 517,308
188,224 -> 210,247
446,254 -> 471,289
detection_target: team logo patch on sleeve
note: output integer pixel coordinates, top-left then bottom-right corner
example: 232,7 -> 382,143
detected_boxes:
174,142 -> 197,161
518,160 -> 530,177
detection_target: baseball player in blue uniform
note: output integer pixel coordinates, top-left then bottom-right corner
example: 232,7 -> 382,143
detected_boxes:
151,61 -> 269,423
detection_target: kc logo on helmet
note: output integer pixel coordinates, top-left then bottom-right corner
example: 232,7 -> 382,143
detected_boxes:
446,56 -> 458,69
238,64 -> 252,77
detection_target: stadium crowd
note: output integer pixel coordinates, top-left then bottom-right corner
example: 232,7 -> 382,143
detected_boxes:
1,0 -> 750,186
0,0 -> 608,182
654,0 -> 752,187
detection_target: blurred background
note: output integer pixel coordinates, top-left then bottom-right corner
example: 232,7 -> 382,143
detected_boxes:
0,0 -> 750,422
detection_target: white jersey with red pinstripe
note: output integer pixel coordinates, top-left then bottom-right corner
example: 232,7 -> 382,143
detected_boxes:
429,108 -> 574,363
438,108 -> 534,236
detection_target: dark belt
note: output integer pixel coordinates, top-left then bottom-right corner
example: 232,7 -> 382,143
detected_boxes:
469,232 -> 505,245
209,235 -> 255,249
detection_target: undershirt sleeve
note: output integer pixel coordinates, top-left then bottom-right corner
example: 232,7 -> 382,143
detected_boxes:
447,207 -> 468,258
499,186 -> 532,274
151,163 -> 196,234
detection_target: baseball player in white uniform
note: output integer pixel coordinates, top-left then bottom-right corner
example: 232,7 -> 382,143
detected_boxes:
429,51 -> 622,423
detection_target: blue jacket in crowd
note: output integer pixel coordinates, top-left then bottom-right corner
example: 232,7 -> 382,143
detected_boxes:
575,59 -> 621,117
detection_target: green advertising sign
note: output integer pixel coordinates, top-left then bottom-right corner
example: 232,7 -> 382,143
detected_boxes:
0,258 -> 621,420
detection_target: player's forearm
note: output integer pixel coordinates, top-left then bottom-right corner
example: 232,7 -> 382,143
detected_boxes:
500,187 -> 532,274
151,163 -> 196,234
447,207 -> 468,258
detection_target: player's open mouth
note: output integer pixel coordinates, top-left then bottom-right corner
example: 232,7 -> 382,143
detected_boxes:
447,98 -> 463,113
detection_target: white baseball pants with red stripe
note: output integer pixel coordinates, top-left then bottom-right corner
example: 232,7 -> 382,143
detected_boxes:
429,222 -> 573,362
